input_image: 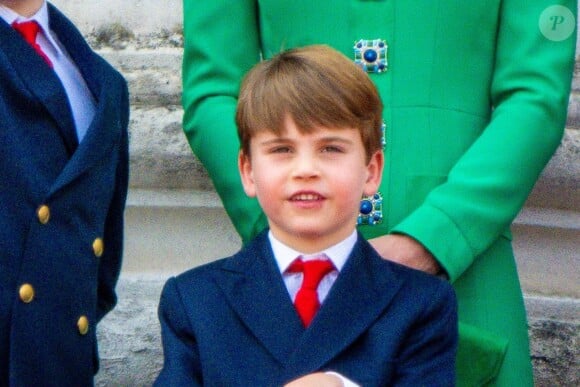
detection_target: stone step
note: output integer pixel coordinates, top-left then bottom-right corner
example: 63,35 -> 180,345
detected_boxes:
123,189 -> 240,274
50,0 -> 183,36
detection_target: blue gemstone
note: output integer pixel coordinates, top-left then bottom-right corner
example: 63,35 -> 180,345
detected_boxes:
363,49 -> 378,63
360,199 -> 373,215
374,193 -> 381,200
378,41 -> 385,48
356,42 -> 363,49
373,213 -> 382,221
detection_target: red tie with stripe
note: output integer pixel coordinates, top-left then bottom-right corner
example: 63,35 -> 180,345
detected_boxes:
12,20 -> 53,67
288,257 -> 335,327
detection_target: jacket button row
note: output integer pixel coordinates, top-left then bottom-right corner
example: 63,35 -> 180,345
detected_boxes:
19,284 -> 90,335
36,204 -> 103,258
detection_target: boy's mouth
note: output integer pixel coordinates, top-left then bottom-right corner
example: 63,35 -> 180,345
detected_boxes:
290,192 -> 324,201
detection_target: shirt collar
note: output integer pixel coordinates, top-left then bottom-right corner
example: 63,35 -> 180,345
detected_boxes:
269,230 -> 358,274
0,1 -> 62,57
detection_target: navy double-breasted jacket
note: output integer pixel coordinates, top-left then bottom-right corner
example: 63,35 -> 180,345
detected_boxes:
0,3 -> 129,385
155,231 -> 458,386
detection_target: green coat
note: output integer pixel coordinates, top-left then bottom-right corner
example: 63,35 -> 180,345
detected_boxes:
182,1 -> 576,385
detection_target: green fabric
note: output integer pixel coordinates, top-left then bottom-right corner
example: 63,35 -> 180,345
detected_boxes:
182,1 -> 576,385
457,323 -> 508,387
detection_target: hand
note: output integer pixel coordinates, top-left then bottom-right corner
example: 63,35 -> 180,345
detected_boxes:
369,234 -> 441,275
284,372 -> 343,387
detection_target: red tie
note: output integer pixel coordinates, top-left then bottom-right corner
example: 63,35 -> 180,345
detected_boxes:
12,20 -> 53,67
288,258 -> 335,327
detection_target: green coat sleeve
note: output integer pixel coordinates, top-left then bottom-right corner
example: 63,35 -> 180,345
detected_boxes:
182,0 -> 267,243
392,0 -> 576,281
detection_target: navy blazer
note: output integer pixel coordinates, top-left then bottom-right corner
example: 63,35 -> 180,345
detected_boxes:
0,3 -> 129,386
155,231 -> 458,386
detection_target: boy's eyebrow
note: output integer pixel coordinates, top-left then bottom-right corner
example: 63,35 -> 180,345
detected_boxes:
311,136 -> 357,148
257,135 -> 355,145
316,136 -> 355,144
256,137 -> 292,146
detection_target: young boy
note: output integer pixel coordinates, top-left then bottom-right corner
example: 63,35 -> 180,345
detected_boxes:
0,0 -> 129,385
155,45 -> 457,386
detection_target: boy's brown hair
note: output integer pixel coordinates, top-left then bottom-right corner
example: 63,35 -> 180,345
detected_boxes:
236,45 -> 383,162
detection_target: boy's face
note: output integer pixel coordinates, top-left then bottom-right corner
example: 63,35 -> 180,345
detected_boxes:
239,116 -> 383,253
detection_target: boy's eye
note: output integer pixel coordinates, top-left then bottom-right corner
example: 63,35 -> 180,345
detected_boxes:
270,146 -> 292,153
321,145 -> 343,153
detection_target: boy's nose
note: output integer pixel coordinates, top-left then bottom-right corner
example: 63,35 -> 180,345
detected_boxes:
291,153 -> 320,179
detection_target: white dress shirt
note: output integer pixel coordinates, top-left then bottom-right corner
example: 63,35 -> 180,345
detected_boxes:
269,230 -> 355,303
269,230 -> 360,387
0,1 -> 96,142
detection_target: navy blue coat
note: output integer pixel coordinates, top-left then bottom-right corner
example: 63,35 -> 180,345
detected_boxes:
0,4 -> 129,386
155,231 -> 458,386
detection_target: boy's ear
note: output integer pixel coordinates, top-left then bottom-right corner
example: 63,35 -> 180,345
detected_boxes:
363,150 -> 384,196
238,150 -> 257,198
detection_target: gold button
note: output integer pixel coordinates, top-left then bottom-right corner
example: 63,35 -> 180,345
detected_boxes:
92,238 -> 104,257
77,316 -> 89,335
37,205 -> 50,224
19,283 -> 35,303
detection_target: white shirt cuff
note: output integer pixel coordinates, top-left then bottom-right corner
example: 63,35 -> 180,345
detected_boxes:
325,371 -> 360,387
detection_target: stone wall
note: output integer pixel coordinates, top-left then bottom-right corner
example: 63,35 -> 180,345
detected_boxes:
47,1 -> 580,385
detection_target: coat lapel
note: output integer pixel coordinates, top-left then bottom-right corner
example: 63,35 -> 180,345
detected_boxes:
287,236 -> 404,374
215,231 -> 306,365
0,18 -> 77,155
45,4 -> 124,194
217,232 -> 406,373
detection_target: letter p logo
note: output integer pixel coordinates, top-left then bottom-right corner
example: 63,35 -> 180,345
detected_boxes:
540,6 -> 575,41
